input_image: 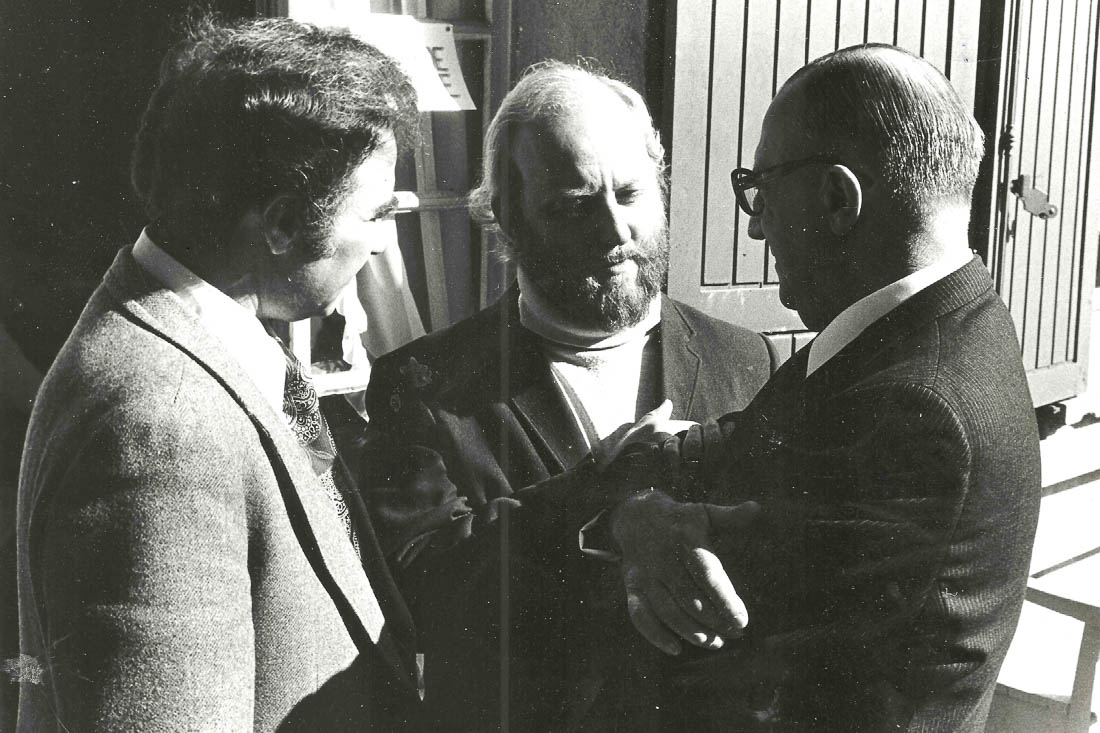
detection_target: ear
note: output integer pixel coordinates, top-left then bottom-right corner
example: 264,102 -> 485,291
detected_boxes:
491,192 -> 525,240
260,194 -> 307,256
819,165 -> 862,235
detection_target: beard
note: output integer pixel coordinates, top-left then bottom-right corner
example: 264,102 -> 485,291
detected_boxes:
514,217 -> 670,332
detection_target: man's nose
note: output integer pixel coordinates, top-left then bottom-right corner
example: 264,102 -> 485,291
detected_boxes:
744,191 -> 765,240
597,200 -> 632,249
747,212 -> 764,240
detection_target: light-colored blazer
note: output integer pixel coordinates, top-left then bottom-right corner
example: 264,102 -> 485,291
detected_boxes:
16,246 -> 419,731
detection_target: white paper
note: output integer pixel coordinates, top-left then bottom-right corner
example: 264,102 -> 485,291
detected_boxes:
287,2 -> 475,111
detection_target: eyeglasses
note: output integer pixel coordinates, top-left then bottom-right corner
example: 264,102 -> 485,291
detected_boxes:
729,154 -> 846,217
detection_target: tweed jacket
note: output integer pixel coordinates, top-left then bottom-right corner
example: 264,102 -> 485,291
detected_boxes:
16,246 -> 421,731
664,256 -> 1042,732
359,290 -> 777,731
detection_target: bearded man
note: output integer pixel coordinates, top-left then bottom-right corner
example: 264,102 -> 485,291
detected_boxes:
359,61 -> 777,732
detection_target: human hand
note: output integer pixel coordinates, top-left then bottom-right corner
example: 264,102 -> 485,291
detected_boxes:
593,399 -> 697,471
657,421 -> 736,500
610,490 -> 759,655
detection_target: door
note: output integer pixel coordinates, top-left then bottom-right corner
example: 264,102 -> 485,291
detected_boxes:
667,0 -> 982,353
986,0 -> 1100,407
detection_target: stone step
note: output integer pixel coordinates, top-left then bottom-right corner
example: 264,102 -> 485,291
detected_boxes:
992,418 -> 1100,731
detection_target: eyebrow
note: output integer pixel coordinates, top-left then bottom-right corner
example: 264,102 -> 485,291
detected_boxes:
545,178 -> 646,203
548,185 -> 598,201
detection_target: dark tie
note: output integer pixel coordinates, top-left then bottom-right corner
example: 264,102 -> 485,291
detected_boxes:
280,343 -> 360,557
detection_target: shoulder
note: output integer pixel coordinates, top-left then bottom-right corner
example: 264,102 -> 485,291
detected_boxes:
29,304 -> 261,490
874,287 -> 1032,425
842,294 -> 1038,484
660,294 -> 774,374
367,297 -> 511,412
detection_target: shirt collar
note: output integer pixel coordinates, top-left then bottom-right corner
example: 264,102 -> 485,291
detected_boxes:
516,268 -> 661,349
806,248 -> 973,377
132,229 -> 287,415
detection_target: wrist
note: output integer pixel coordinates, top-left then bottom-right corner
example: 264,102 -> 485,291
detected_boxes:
609,487 -> 669,552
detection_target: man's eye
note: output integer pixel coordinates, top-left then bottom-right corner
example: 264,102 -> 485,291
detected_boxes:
548,199 -> 587,218
616,188 -> 641,205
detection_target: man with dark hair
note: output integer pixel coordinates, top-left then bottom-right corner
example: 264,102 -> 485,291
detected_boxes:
360,61 -> 777,731
607,44 -> 1041,731
17,15 -> 422,731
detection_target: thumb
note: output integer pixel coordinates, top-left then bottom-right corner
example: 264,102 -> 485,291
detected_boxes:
644,399 -> 673,423
704,500 -> 760,532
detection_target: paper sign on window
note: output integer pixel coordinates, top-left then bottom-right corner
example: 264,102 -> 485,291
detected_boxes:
287,1 -> 476,111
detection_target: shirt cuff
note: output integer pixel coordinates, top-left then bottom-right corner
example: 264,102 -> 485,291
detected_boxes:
578,509 -> 620,561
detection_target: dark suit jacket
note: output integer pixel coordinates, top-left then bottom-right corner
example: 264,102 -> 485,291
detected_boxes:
667,256 -> 1041,732
360,291 -> 777,731
17,246 -> 422,731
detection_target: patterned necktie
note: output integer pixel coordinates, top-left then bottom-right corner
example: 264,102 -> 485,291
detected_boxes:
280,344 -> 360,557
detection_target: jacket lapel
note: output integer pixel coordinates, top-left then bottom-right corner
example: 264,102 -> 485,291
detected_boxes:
508,294 -> 706,464
498,294 -> 592,472
659,296 -> 702,420
101,246 -> 416,686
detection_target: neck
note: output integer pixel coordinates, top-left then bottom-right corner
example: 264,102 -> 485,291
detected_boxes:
911,204 -> 972,267
837,204 -> 972,310
151,226 -> 262,316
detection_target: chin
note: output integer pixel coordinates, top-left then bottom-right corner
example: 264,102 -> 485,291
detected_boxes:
777,288 -> 797,312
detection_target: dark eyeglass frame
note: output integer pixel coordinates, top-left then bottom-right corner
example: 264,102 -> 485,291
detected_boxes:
729,153 -> 846,217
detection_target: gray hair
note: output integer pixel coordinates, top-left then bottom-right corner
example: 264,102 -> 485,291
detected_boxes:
784,44 -> 985,214
468,60 -> 666,240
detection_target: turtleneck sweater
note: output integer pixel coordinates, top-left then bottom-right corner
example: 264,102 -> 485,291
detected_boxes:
517,270 -> 662,450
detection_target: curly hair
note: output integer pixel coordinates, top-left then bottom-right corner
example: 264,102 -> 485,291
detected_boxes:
131,13 -> 418,258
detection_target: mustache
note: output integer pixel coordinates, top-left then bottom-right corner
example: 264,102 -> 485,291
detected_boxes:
590,248 -> 638,266
513,219 -> 670,274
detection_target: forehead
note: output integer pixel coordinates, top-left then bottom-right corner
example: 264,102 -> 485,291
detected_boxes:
512,94 -> 655,194
344,134 -> 397,195
756,85 -> 815,167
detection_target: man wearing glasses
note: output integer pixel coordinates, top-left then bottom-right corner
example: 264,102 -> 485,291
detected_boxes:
602,43 -> 1041,731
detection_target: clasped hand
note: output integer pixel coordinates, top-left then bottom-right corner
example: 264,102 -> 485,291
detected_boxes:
597,405 -> 759,655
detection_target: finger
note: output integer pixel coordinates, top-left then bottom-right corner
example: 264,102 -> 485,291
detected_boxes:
649,582 -> 725,649
701,421 -> 723,472
661,434 -> 682,476
630,400 -> 674,435
625,588 -> 683,656
653,418 -> 698,435
685,547 -> 749,631
593,421 -> 635,470
681,424 -> 704,463
649,399 -> 674,422
666,576 -> 736,636
704,500 -> 761,532
617,400 -> 674,447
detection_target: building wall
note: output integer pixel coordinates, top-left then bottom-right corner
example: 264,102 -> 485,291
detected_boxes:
511,0 -> 670,134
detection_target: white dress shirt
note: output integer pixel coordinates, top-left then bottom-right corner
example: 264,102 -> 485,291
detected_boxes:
132,230 -> 287,416
806,249 -> 974,377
